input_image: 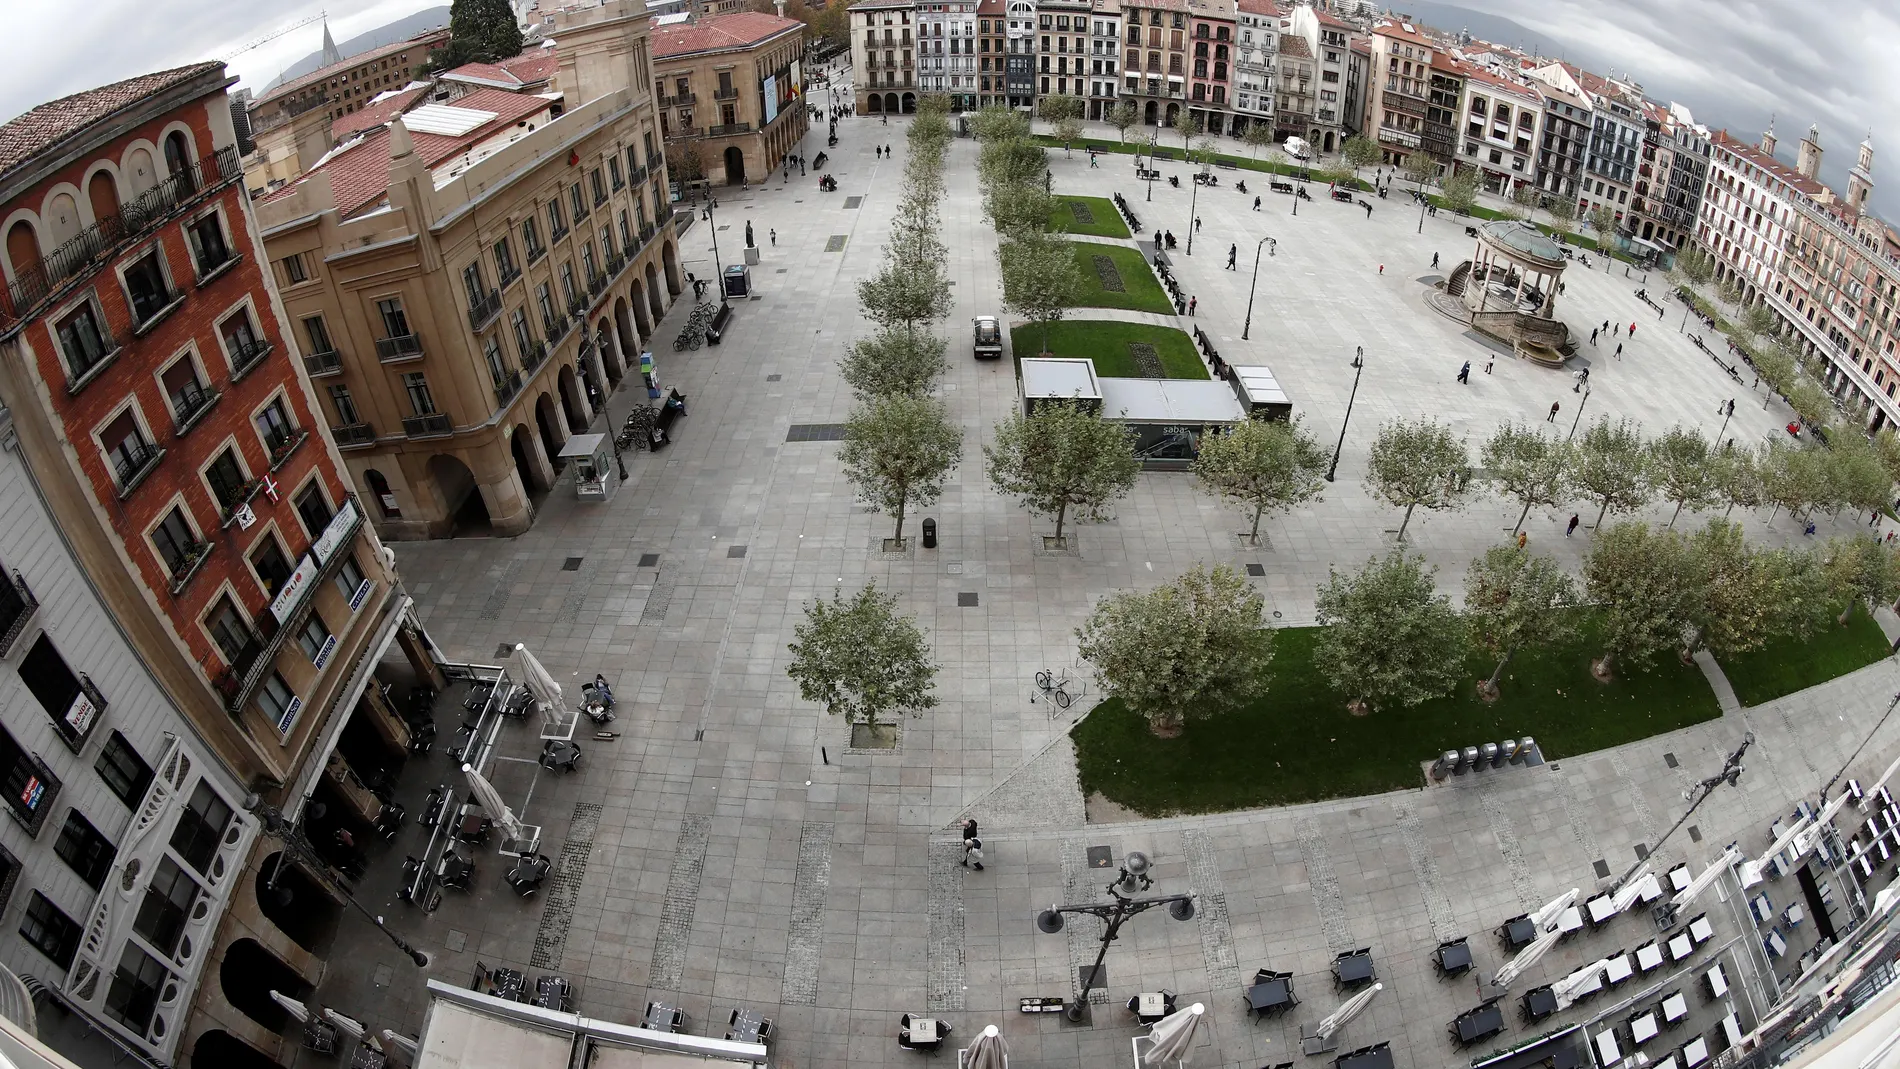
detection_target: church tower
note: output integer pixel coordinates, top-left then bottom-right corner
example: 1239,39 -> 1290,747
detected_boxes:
1848,135 -> 1874,211
320,19 -> 343,67
1760,116 -> 1776,156
1796,122 -> 1823,179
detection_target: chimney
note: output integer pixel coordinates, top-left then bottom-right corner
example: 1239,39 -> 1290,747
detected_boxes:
775,0 -> 786,14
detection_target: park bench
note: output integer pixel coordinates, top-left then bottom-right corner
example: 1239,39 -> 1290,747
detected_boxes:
1270,180 -> 1295,194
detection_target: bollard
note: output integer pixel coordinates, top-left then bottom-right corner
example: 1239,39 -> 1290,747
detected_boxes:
922,517 -> 937,549
1492,742 -> 1510,769
1517,736 -> 1535,762
1480,742 -> 1499,769
1463,746 -> 1482,772
1503,739 -> 1522,765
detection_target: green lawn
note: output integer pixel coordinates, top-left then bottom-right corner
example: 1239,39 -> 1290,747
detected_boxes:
1032,135 -> 1370,190
1718,604 -> 1892,707
1071,240 -> 1174,314
1073,618 -> 1722,816
1049,195 -> 1131,239
1009,320 -> 1208,379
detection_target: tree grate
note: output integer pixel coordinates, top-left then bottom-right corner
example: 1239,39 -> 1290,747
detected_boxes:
1182,830 -> 1240,994
1127,342 -> 1164,377
786,423 -> 849,442
1067,200 -> 1097,224
529,802 -> 602,968
638,553 -> 660,568
826,235 -> 848,252
649,815 -> 713,988
478,560 -> 524,621
640,580 -> 675,625
782,821 -> 835,1005
844,197 -> 863,209
1092,255 -> 1126,293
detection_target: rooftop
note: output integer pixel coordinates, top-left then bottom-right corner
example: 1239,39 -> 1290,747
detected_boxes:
441,46 -> 561,91
256,29 -> 449,107
0,62 -> 225,183
651,12 -> 803,58
1370,19 -> 1436,51
1711,129 -> 1827,197
1278,35 -> 1310,57
1481,218 -> 1567,263
332,85 -> 430,140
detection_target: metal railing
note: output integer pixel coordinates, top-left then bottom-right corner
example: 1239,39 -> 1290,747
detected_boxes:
265,427 -> 308,470
525,243 -> 547,265
302,349 -> 342,376
3,145 -> 241,328
493,368 -> 523,407
128,284 -> 180,332
376,334 -> 424,362
466,288 -> 502,332
212,496 -> 364,713
171,382 -> 219,433
709,122 -> 753,136
166,540 -> 213,596
402,413 -> 453,438
0,571 -> 39,659
542,314 -> 570,344
330,422 -> 377,447
112,442 -> 162,496
665,127 -> 703,141
229,338 -> 273,378
193,245 -> 236,282
499,265 -> 522,290
647,151 -> 663,171
659,93 -> 697,107
713,87 -> 740,101
521,339 -> 547,372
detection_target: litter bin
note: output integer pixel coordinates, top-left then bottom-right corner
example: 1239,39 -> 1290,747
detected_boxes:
1480,742 -> 1499,768
921,518 -> 937,549
722,264 -> 751,298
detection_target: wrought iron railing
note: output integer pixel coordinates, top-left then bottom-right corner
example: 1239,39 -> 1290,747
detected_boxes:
467,288 -> 502,332
521,340 -> 547,372
0,571 -> 38,658
402,413 -> 453,438
171,382 -> 220,434
330,422 -> 377,447
302,348 -> 342,376
229,338 -> 273,378
375,334 -> 423,362
112,443 -> 162,497
493,369 -> 523,408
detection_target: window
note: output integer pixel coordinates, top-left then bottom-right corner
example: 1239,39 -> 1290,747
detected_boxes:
494,237 -> 517,283
294,482 -> 332,536
461,262 -> 486,308
20,893 -> 80,968
510,309 -> 534,363
257,672 -> 299,733
328,385 -> 360,427
280,252 -> 308,284
249,536 -> 293,597
105,943 -> 169,1034
403,373 -> 436,416
20,634 -> 93,746
536,283 -> 557,329
521,217 -> 544,261
123,250 -> 173,325
170,780 -> 233,876
219,310 -> 263,366
297,613 -> 331,662
569,182 -> 588,220
254,397 -> 296,458
132,854 -> 199,961
590,167 -> 607,206
484,335 -> 509,390
581,243 -> 597,285
94,732 -> 152,812
101,409 -> 157,491
55,302 -> 113,381
608,156 -> 623,190
54,809 -> 115,889
560,262 -> 578,308
376,298 -> 411,339
151,507 -> 200,579
302,316 -> 334,357
332,553 -> 366,602
618,210 -> 633,254
186,213 -> 230,278
161,357 -> 210,428
204,596 -> 255,669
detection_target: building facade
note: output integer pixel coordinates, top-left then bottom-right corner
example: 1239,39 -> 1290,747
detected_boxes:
1037,0 -> 1094,103
1362,20 -> 1438,169
977,0 -> 1007,107
1455,64 -> 1540,196
652,12 -> 809,185
917,0 -> 979,111
1287,4 -> 1349,151
1273,31 -> 1313,141
1231,0 -> 1278,137
1121,0 -> 1190,130
1653,105 -> 1711,251
1085,0 -> 1121,121
1004,0 -> 1037,107
1697,127 -> 1818,308
1532,84 -> 1589,204
850,0 -> 917,114
0,63 -> 432,1068
1185,2 -> 1235,135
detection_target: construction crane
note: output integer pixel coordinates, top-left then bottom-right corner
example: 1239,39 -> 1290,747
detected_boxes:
220,10 -> 327,61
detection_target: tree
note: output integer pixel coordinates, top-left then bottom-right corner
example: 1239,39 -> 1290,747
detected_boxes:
985,180 -> 1057,236
1402,152 -> 1438,193
973,105 -> 1032,144
1365,418 -> 1471,541
1823,534 -> 1900,624
840,395 -> 963,545
1175,111 -> 1203,151
1740,303 -> 1778,341
1710,441 -> 1765,517
978,137 -> 1046,188
857,260 -> 952,339
1440,169 -> 1482,215
1037,94 -> 1087,124
666,141 -> 707,187
1572,417 -> 1652,528
1874,427 -> 1900,489
999,230 -> 1082,354
1054,115 -> 1086,152
1828,432 -> 1895,519
1314,550 -> 1467,713
1244,122 -> 1280,161
1758,439 -> 1827,522
1787,380 -> 1831,431
1108,100 -> 1139,143
786,581 -> 938,728
839,329 -> 948,398
1511,184 -> 1544,226
1076,564 -> 1273,736
1686,519 -> 1779,658
1482,423 -> 1573,535
1191,417 -> 1329,544
1754,345 -> 1797,399
439,0 -> 525,67
985,401 -> 1140,543
1544,197 -> 1577,243
1340,135 -> 1380,178
1586,206 -> 1618,268
1464,545 -> 1578,698
1649,427 -> 1718,528
1674,245 -> 1714,285
1583,521 -> 1701,679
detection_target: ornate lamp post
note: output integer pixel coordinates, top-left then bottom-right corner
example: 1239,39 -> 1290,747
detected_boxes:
1035,851 -> 1196,1023
243,795 -> 430,967
1637,733 -> 1752,928
1241,236 -> 1277,340
1325,346 -> 1365,482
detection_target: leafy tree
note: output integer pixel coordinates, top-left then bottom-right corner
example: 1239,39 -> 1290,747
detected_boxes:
666,141 -> 707,186
1686,519 -> 1779,658
1788,380 -> 1832,431
1828,432 -> 1895,519
1586,206 -> 1618,268
1763,545 -> 1839,645
1076,563 -> 1273,736
979,137 -> 1046,188
439,0 -> 525,67
1244,122 -> 1280,161
999,230 -> 1082,353
1365,418 -> 1471,541
973,106 -> 1032,144
1175,111 -> 1203,151
1482,423 -> 1573,535
857,260 -> 952,340
1874,427 -> 1900,488
1710,441 -> 1765,517
985,180 -> 1057,236
1108,100 -> 1139,143
1649,427 -> 1718,528
1823,534 -> 1900,623
1464,545 -> 1578,698
786,581 -> 938,728
1191,417 -> 1328,544
1758,439 -> 1827,522
1037,94 -> 1087,124
1440,169 -> 1482,215
1511,184 -> 1544,225
840,395 -> 963,545
1314,550 -> 1467,713
1544,197 -> 1577,243
1675,245 -> 1714,285
1340,135 -> 1380,178
1054,115 -> 1086,152
1754,345 -> 1797,399
1583,521 -> 1702,679
985,401 -> 1140,542
1402,152 -> 1439,192
1572,417 -> 1652,528
1740,303 -> 1778,341
839,329 -> 948,398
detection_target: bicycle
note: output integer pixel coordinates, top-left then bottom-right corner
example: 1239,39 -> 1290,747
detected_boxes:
1033,669 -> 1072,710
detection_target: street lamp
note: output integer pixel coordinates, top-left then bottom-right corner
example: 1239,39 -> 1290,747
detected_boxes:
1637,733 -> 1752,927
1145,131 -> 1157,203
1325,346 -> 1365,482
1241,236 -> 1277,340
1565,382 -> 1592,441
1186,152 -> 1202,256
1034,851 -> 1196,1023
700,201 -> 729,307
243,795 -> 430,967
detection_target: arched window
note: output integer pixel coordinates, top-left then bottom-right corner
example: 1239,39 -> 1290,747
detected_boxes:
164,132 -> 195,194
86,171 -> 120,232
6,220 -> 41,281
365,470 -> 400,517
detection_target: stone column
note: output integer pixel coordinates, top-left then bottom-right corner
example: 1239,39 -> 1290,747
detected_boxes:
514,422 -> 558,492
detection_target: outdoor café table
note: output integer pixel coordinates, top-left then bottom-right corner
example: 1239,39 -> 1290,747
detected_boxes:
1587,896 -> 1619,926
1662,992 -> 1690,1025
1558,906 -> 1585,936
1667,933 -> 1695,961
1523,987 -> 1559,1020
1502,916 -> 1538,949
1721,1014 -> 1744,1049
1455,1003 -> 1504,1044
1134,992 -> 1173,1023
1668,865 -> 1692,892
1636,874 -> 1665,904
1631,1013 -> 1659,1045
1636,943 -> 1665,972
1688,915 -> 1715,944
1248,977 -> 1293,1015
1784,902 -> 1805,927
1594,1028 -> 1622,1067
1706,964 -> 1729,999
1765,930 -> 1787,958
1652,1056 -> 1679,1069
1604,954 -> 1634,985
1336,1044 -> 1395,1069
1335,951 -> 1375,986
728,1009 -> 766,1044
1437,939 -> 1473,975
902,1018 -> 943,1050
1682,1036 -> 1710,1068
644,1002 -> 680,1033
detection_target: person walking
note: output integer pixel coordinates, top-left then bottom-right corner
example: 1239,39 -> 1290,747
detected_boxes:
1378,263 -> 1385,275
1194,216 -> 1202,231
1566,514 -> 1580,537
1457,360 -> 1470,384
960,819 -> 983,870
1548,401 -> 1560,422
769,228 -> 777,247
1431,252 -> 1440,269
1590,327 -> 1598,345
1484,358 -> 1494,374
1363,200 -> 1373,218
1517,531 -> 1529,550
1227,244 -> 1237,270
1188,295 -> 1197,316
1253,195 -> 1262,211
1629,321 -> 1637,337
1615,342 -> 1623,359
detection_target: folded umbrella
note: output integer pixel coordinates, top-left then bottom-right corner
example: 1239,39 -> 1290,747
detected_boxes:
1492,925 -> 1560,988
1610,863 -> 1653,912
323,1006 -> 366,1041
1144,1003 -> 1206,1066
1530,888 -> 1579,932
964,1024 -> 1008,1069
270,990 -> 311,1023
1314,983 -> 1381,1041
463,763 -> 529,843
513,643 -> 563,713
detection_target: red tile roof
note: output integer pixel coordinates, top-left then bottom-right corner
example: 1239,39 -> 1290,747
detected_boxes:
332,86 -> 428,140
0,63 -> 225,182
977,0 -> 1004,16
1278,35 -> 1310,57
652,13 -> 803,59
1371,20 -> 1436,50
442,48 -> 557,90
1711,130 -> 1826,197
277,88 -> 558,218
501,50 -> 559,86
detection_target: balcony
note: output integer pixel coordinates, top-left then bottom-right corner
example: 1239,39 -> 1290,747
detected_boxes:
128,285 -> 183,336
402,413 -> 453,439
586,273 -> 607,298
2,145 -> 241,331
193,247 -> 239,287
526,243 -> 546,265
213,478 -> 264,527
550,221 -> 569,243
264,427 -> 309,471
629,164 -> 648,186
493,369 -> 524,408
376,333 -> 424,363
1377,126 -> 1422,149
648,151 -> 663,171
214,497 -> 365,714
229,338 -> 274,380
0,571 -> 39,658
543,314 -> 571,345
566,295 -> 588,319
166,540 -> 213,596
714,87 -> 740,101
499,264 -> 522,290
171,382 -> 221,435
467,288 -> 502,332
1381,90 -> 1427,118
330,422 -> 377,448
665,127 -> 703,141
521,340 -> 547,372
302,348 -> 343,376
708,123 -> 753,136
659,93 -> 696,107
112,442 -> 163,499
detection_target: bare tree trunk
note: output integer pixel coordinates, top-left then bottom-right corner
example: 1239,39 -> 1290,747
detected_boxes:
1668,500 -> 1684,529
1396,502 -> 1418,542
893,491 -> 907,544
1596,498 -> 1612,529
1249,503 -> 1265,544
1513,499 -> 1532,535
1054,500 -> 1068,541
1486,650 -> 1513,692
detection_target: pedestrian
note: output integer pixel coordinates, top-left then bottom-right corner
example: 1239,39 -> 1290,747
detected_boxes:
961,817 -> 978,845
1591,327 -> 1599,345
1431,252 -> 1440,269
1457,360 -> 1470,384
1615,342 -> 1623,359
1658,305 -> 1664,319
1548,401 -> 1560,422
1602,319 -> 1609,333
1227,244 -> 1237,270
1629,322 -> 1637,337
1484,358 -> 1494,374
1363,201 -> 1373,218
1517,531 -> 1528,550
1567,514 -> 1580,537
770,228 -> 777,247
1378,263 -> 1384,275
1194,216 -> 1202,231
1188,295 -> 1197,316
962,837 -> 984,870
1253,195 -> 1262,211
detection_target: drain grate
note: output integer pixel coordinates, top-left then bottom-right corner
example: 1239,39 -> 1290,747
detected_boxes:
782,822 -> 835,1005
649,815 -> 713,988
786,423 -> 848,442
1593,858 -> 1611,879
562,557 -> 584,571
638,553 -> 660,567
825,235 -> 847,252
530,802 -> 603,968
1127,342 -> 1163,377
844,197 -> 863,209
957,592 -> 978,607
1688,825 -> 1702,842
1663,752 -> 1678,769
640,579 -> 676,625
1245,563 -> 1265,577
1092,255 -> 1126,292
766,374 -> 782,382
478,560 -> 524,621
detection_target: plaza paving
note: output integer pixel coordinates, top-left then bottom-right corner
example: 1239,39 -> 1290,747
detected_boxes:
303,105 -> 1900,1069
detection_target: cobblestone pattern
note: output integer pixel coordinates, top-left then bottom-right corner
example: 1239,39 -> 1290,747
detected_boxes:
477,559 -> 523,621
530,802 -> 602,968
957,735 -> 1086,830
648,814 -> 712,989
1551,766 -> 1604,862
782,821 -> 834,1006
557,560 -> 594,624
1478,784 -> 1540,910
640,578 -> 676,625
925,837 -> 966,1012
1181,829 -> 1240,995
1295,817 -> 1355,951
1608,751 -> 1663,851
1059,838 -> 1109,1003
1394,803 -> 1461,943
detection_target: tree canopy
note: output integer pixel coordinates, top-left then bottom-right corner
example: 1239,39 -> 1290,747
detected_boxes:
840,395 -> 963,544
786,582 -> 937,727
985,402 -> 1140,542
1191,417 -> 1329,544
1315,550 -> 1467,712
1364,418 -> 1471,541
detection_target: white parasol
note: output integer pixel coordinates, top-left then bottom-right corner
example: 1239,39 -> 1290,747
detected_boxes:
382,1029 -> 421,1056
1530,888 -> 1579,932
513,643 -> 563,713
270,991 -> 311,1023
1740,818 -> 1810,888
1493,924 -> 1562,988
463,763 -> 529,843
1552,960 -> 1606,1007
964,1024 -> 1008,1069
1313,983 -> 1381,1042
1794,793 -> 1853,856
1144,1002 -> 1206,1066
1673,845 -> 1743,911
1610,863 -> 1653,912
323,1006 -> 366,1041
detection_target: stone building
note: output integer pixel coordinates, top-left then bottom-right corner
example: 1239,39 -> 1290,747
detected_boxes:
977,0 -> 1008,107
1120,0 -> 1192,130
1287,3 -> 1350,151
1454,61 -> 1542,197
1037,0 -> 1096,105
1230,0 -> 1278,137
1085,0 -> 1122,122
255,0 -> 685,541
1185,0 -> 1237,136
1361,19 -> 1441,168
652,12 -> 809,185
849,0 -> 918,114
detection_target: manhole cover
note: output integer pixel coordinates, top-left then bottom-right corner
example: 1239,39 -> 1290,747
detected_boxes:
562,557 -> 584,571
826,235 -> 847,252
767,373 -> 782,381
1245,563 -> 1265,577
494,643 -> 514,657
1086,846 -> 1114,868
1663,752 -> 1678,768
638,553 -> 660,567
1688,825 -> 1702,842
1634,843 -> 1649,860
1593,859 -> 1611,879
1092,255 -> 1126,292
957,592 -> 978,607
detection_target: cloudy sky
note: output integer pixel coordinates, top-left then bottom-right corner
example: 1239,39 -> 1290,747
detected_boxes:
1,0 -> 1894,215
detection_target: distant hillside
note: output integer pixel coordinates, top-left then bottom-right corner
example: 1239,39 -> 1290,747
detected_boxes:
266,7 -> 452,91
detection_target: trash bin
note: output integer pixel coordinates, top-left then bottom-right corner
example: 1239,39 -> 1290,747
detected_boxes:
1480,742 -> 1499,768
1502,739 -> 1521,765
921,518 -> 937,549
1451,749 -> 1470,776
1462,746 -> 1481,773
1491,742 -> 1509,769
1431,751 -> 1455,781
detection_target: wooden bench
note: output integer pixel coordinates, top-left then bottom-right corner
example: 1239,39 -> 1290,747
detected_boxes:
1215,158 -> 1237,170
1271,180 -> 1295,194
